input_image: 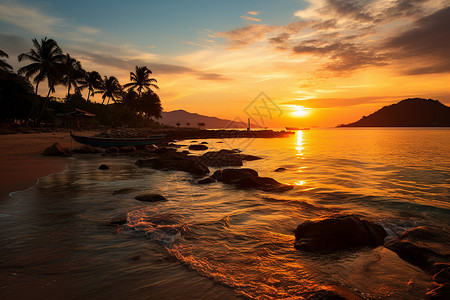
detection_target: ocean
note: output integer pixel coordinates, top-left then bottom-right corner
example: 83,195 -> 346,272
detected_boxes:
1,128 -> 449,299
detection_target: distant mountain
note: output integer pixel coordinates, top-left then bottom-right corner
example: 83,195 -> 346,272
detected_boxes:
338,98 -> 450,127
159,109 -> 248,128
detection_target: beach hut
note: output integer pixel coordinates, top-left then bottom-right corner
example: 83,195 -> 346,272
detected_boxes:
61,108 -> 96,129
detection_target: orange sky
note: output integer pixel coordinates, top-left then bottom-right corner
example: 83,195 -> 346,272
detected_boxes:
1,0 -> 449,127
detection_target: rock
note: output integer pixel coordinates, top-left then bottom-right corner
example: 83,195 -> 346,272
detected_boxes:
294,215 -> 387,252
274,167 -> 287,172
427,283 -> 450,299
189,144 -> 208,151
120,146 -> 136,153
42,143 -> 71,157
113,188 -> 134,195
198,177 -> 216,184
212,168 -> 258,183
136,152 -> 210,175
154,147 -> 176,154
98,164 -> 110,170
72,145 -> 102,154
145,144 -> 157,151
181,150 -> 190,154
200,141 -> 208,144
200,150 -> 243,167
240,154 -> 263,161
105,147 -> 119,153
211,168 -> 292,191
109,216 -> 128,226
135,194 -> 167,202
167,143 -> 181,148
385,226 -> 450,272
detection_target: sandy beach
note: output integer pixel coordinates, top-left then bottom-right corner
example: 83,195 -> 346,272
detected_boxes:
0,131 -> 100,200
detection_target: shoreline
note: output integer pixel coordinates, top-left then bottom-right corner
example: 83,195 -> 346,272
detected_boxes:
0,130 -> 100,201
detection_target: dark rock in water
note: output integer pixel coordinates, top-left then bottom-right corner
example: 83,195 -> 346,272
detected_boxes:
135,194 -> 167,202
427,283 -> 450,300
294,215 -> 387,252
200,150 -> 243,167
181,150 -> 190,154
120,146 -> 136,153
189,144 -> 208,150
274,167 -> 287,172
42,142 -> 72,157
385,226 -> 450,272
145,144 -> 157,151
240,154 -> 262,161
200,141 -> 208,144
98,164 -> 110,170
113,188 -> 134,195
105,147 -> 119,153
198,177 -> 216,184
72,145 -> 102,154
136,152 -> 210,175
212,168 -> 258,183
167,143 -> 181,148
211,168 -> 292,191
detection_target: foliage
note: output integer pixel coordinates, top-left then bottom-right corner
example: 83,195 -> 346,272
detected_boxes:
0,50 -> 13,71
123,66 -> 159,95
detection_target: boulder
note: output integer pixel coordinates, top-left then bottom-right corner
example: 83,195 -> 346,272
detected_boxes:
200,141 -> 208,144
211,168 -> 292,191
135,194 -> 167,202
189,144 -> 208,151
385,226 -> 450,272
120,146 -> 136,153
136,152 -> 210,175
294,215 -> 387,252
240,154 -> 263,161
98,164 -> 110,170
42,143 -> 71,157
200,150 -> 243,167
72,145 -> 102,154
274,167 -> 287,172
109,215 -> 128,226
212,168 -> 258,183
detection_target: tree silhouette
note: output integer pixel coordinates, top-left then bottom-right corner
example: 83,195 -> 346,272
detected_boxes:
78,71 -> 102,102
123,66 -> 159,96
17,37 -> 64,95
96,76 -> 123,105
139,91 -> 162,120
61,53 -> 84,96
0,50 -> 13,71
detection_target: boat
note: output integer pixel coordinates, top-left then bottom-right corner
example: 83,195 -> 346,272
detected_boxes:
70,132 -> 166,147
285,127 -> 310,131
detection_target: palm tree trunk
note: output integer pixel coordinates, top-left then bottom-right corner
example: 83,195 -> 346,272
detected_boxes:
37,87 -> 52,126
86,89 -> 91,102
67,84 -> 71,97
35,82 -> 40,95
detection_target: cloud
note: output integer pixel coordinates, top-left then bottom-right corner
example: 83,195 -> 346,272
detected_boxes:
383,6 -> 450,75
216,24 -> 274,47
248,11 -> 259,15
77,26 -> 100,35
0,1 -> 62,34
282,96 -> 392,108
240,15 -> 261,22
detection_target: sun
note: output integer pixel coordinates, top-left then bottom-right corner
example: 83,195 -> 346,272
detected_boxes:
291,105 -> 309,117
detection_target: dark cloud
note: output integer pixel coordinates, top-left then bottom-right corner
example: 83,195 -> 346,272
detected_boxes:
383,6 -> 450,74
322,0 -> 373,21
269,33 -> 290,45
74,50 -> 231,81
387,0 -> 431,18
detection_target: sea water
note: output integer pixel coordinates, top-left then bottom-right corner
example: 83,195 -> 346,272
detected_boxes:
1,128 -> 449,299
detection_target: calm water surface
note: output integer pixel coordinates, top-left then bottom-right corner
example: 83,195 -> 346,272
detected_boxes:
1,129 -> 449,299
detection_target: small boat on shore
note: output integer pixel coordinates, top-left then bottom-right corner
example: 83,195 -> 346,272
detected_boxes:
285,127 -> 310,131
70,132 -> 166,147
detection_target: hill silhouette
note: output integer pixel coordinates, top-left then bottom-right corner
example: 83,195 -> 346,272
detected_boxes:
338,98 -> 450,127
160,109 -> 251,128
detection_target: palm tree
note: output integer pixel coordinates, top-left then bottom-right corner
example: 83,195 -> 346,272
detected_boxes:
139,91 -> 162,120
123,66 -> 159,96
17,37 -> 64,95
96,76 -> 123,105
0,50 -> 13,71
78,71 -> 102,102
61,53 -> 84,96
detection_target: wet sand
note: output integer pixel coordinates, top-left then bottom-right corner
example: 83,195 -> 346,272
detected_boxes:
0,131 -> 100,200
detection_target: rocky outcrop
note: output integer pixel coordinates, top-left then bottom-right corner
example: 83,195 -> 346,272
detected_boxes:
135,152 -> 210,175
42,143 -> 71,157
294,215 -> 387,252
274,167 -> 286,172
199,150 -> 243,167
135,194 -> 167,202
188,144 -> 208,151
98,164 -> 110,170
209,168 -> 292,191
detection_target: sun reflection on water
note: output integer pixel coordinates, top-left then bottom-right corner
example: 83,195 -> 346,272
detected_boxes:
296,130 -> 304,156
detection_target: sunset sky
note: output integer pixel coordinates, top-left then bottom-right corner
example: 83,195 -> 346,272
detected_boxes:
1,0 -> 449,127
